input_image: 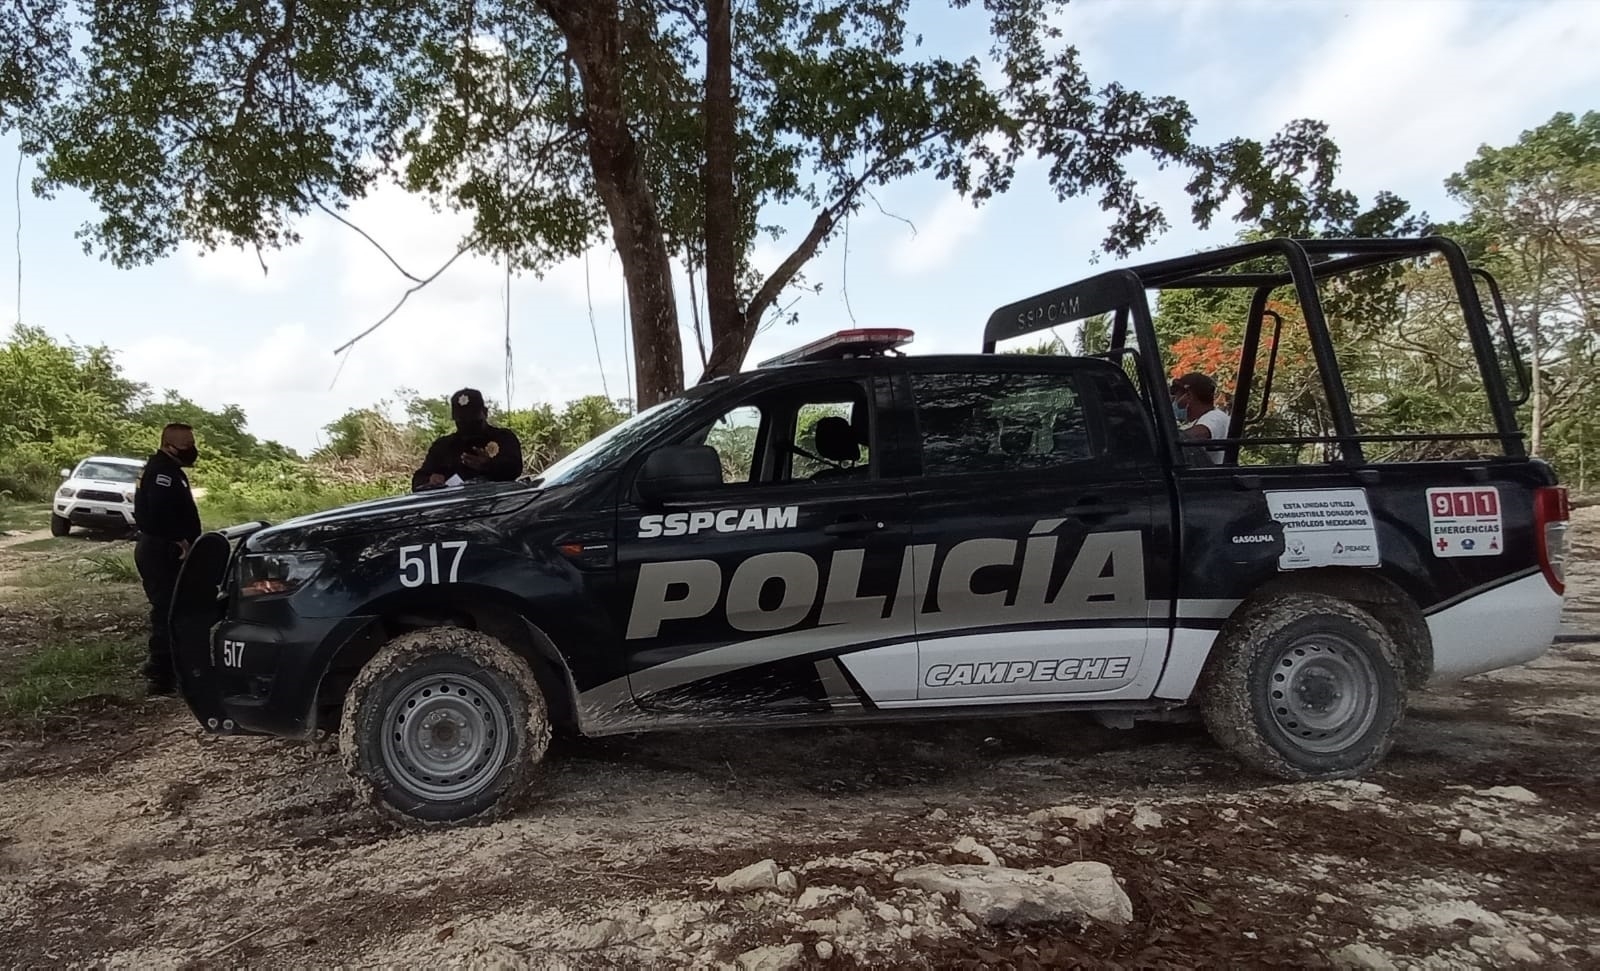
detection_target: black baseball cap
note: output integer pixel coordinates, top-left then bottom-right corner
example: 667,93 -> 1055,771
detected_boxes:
449,388 -> 486,418
1170,373 -> 1216,398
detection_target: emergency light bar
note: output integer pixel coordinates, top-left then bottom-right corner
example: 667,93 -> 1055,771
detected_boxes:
757,328 -> 915,368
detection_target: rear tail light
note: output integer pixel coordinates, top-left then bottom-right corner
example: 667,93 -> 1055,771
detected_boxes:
1534,486 -> 1569,595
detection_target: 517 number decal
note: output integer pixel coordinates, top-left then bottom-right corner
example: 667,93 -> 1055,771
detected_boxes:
400,541 -> 469,588
220,638 -> 247,667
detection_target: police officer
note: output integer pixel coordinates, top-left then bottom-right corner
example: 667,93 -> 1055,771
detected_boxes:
133,422 -> 202,696
411,388 -> 525,492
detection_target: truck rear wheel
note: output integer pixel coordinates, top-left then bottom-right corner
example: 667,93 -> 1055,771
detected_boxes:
1199,593 -> 1405,780
339,627 -> 551,827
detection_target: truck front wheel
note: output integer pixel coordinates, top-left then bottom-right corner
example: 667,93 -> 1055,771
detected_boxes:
1199,593 -> 1405,780
339,627 -> 551,827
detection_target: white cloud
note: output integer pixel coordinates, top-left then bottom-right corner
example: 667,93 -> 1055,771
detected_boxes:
120,322 -> 340,447
1255,0 -> 1600,198
538,243 -> 631,312
109,181 -> 648,453
889,194 -> 985,275
179,236 -> 322,293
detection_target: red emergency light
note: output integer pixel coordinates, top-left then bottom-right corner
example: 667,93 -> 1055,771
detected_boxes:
757,328 -> 915,368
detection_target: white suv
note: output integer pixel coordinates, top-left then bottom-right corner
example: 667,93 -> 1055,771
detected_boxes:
52,456 -> 145,536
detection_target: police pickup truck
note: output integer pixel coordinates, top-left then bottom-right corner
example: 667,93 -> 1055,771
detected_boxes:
170,236 -> 1570,826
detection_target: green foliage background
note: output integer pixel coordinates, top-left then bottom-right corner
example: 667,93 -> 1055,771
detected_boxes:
0,324 -> 631,524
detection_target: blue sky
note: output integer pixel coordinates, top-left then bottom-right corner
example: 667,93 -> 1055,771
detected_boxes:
3,0 -> 1598,455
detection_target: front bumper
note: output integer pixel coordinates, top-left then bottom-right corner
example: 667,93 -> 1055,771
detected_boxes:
182,614 -> 373,737
56,500 -> 136,527
169,524 -> 372,738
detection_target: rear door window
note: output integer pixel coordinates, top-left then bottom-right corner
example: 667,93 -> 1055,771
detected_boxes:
910,370 -> 1093,477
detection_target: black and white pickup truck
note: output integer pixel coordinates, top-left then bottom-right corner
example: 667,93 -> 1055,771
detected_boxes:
170,236 -> 1571,826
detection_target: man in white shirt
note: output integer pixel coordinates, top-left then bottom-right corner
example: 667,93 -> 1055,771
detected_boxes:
1171,372 -> 1231,464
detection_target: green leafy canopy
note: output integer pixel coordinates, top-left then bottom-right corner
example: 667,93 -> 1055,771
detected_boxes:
5,0 -> 1419,401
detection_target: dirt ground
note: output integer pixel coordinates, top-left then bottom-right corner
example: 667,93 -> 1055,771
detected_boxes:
1,512 -> 1597,969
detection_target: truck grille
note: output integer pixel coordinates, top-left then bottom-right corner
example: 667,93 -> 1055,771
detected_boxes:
78,489 -> 126,503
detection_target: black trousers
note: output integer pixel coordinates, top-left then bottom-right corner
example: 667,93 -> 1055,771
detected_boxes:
134,536 -> 183,684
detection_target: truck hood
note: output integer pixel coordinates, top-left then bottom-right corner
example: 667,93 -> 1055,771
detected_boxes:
66,478 -> 138,492
243,481 -> 542,551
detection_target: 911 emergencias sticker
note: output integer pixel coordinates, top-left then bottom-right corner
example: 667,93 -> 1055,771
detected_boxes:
1426,487 -> 1503,557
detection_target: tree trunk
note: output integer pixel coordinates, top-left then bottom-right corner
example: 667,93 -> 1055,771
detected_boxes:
1529,314 -> 1543,456
700,0 -> 748,383
539,0 -> 683,407
1529,252 -> 1549,457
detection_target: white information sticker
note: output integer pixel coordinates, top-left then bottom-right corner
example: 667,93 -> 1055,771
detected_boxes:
1264,488 -> 1380,570
1426,487 -> 1503,557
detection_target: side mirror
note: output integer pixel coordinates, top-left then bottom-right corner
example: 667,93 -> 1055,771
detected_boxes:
636,444 -> 722,504
59,468 -> 71,478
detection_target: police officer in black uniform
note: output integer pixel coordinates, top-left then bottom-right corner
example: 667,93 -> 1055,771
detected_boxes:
411,388 -> 525,491
133,422 -> 202,696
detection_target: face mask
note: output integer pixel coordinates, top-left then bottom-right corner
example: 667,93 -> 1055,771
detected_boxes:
174,446 -> 198,467
1172,399 -> 1187,420
456,414 -> 488,436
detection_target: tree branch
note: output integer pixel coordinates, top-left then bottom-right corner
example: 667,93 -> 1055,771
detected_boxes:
312,200 -> 424,283
325,114 -> 581,356
331,240 -> 479,356
742,158 -> 889,328
865,188 -> 918,236
234,0 -> 299,131
686,256 -> 709,370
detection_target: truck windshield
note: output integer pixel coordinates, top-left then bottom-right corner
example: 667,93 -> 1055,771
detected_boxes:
536,396 -> 696,487
76,461 -> 141,483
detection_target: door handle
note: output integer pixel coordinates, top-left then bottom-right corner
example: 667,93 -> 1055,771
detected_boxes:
824,518 -> 885,536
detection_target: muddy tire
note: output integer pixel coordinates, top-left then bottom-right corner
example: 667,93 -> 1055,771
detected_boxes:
1199,593 -> 1405,780
49,514 -> 70,537
339,627 -> 551,827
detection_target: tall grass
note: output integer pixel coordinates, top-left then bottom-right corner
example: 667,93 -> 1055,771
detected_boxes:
83,550 -> 140,584
0,498 -> 52,532
197,476 -> 403,527
0,638 -> 145,716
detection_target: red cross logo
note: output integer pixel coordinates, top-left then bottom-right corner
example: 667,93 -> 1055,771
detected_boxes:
1436,537 -> 1449,552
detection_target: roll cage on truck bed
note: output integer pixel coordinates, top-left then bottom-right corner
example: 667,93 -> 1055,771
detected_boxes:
170,235 -> 1569,827
985,235 -> 1533,466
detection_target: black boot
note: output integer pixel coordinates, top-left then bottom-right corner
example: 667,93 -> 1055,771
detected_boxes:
143,658 -> 177,697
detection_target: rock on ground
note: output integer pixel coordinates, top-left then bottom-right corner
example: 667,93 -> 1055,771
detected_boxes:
895,862 -> 1132,927
1330,941 -> 1398,970
736,943 -> 805,971
1131,806 -> 1163,830
1027,804 -> 1107,829
951,835 -> 1001,866
1038,862 -> 1135,924
714,860 -> 780,894
1478,786 -> 1541,804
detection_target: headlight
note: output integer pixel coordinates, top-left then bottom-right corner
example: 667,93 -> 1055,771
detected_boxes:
238,551 -> 328,598
57,487 -> 76,499
123,491 -> 135,503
